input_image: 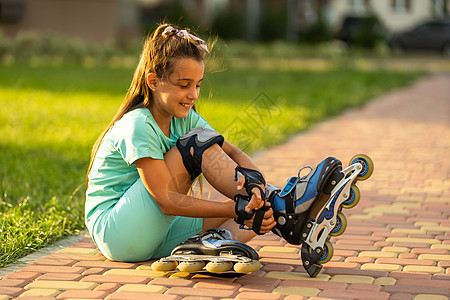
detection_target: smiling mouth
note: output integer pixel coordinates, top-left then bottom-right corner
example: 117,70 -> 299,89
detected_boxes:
180,103 -> 193,108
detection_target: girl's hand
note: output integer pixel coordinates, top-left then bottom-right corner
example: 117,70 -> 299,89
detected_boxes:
236,176 -> 269,212
243,208 -> 276,234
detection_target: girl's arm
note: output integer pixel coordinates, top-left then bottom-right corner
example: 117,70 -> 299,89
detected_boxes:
135,157 -> 236,218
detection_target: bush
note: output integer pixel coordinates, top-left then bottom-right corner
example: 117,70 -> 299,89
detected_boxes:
299,19 -> 333,44
259,3 -> 287,41
211,9 -> 246,40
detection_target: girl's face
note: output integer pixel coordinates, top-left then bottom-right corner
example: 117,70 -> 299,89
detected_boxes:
149,57 -> 204,120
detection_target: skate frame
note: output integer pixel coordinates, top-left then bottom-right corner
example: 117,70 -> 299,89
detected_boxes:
305,162 -> 363,253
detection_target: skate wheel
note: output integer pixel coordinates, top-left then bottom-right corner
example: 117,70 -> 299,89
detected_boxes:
350,154 -> 374,181
330,212 -> 347,237
234,260 -> 262,273
178,261 -> 205,272
151,260 -> 178,272
205,261 -> 233,273
317,240 -> 334,264
341,184 -> 360,209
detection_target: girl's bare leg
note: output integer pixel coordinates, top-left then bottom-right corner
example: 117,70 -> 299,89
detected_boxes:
164,144 -> 257,243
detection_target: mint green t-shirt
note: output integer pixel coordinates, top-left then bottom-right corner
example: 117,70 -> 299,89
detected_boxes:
85,108 -> 212,229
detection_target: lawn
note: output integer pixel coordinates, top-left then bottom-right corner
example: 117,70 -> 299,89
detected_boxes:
0,61 -> 422,267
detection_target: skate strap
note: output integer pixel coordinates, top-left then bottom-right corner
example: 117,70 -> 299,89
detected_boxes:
234,194 -> 268,235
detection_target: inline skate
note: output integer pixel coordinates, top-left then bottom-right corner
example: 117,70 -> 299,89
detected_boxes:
151,228 -> 261,274
266,154 -> 374,277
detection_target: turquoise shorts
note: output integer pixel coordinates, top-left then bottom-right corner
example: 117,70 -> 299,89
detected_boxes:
89,178 -> 203,262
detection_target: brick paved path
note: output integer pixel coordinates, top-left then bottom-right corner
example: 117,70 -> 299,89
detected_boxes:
1,74 -> 449,299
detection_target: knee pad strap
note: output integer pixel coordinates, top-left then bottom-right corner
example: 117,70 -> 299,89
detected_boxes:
176,127 -> 224,180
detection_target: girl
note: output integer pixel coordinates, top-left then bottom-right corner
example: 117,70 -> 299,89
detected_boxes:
85,24 -> 276,263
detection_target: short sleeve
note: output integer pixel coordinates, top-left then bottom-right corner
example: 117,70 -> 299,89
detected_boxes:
116,116 -> 164,165
187,110 -> 214,132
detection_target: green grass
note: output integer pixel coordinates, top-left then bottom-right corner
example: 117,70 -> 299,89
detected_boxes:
0,62 -> 422,267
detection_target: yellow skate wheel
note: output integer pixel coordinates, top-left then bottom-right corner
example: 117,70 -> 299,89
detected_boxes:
329,212 -> 347,237
178,261 -> 205,272
233,260 -> 262,273
317,240 -> 334,264
350,154 -> 374,181
151,260 -> 178,272
205,261 -> 233,273
341,184 -> 360,209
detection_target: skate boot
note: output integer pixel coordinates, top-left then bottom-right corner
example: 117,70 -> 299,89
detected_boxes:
151,228 -> 262,274
266,154 -> 374,277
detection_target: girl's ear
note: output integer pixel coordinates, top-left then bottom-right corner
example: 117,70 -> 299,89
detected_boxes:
146,73 -> 158,91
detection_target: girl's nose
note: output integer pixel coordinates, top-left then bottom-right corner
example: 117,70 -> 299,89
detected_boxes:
187,86 -> 199,100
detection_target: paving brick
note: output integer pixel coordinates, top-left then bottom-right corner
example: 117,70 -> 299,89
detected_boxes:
193,281 -> 240,292
389,271 -> 431,280
376,258 -> 435,266
359,251 -> 398,259
24,280 -> 97,290
3,271 -> 40,281
235,292 -> 284,299
360,263 -> 402,272
238,284 -> 275,293
431,244 -> 450,250
259,246 -> 299,254
324,268 -> 388,278
347,282 -> 381,291
82,275 -> 151,284
56,247 -> 99,255
272,286 -> 320,297
322,262 -> 360,269
259,257 -> 302,266
149,278 -> 195,287
0,287 -> 23,297
236,275 -> 281,286
56,289 -> 110,299
283,296 -> 307,300
402,265 -> 443,274
413,295 -> 448,300
0,279 -> 27,288
381,247 -> 410,254
36,272 -> 84,281
165,287 -> 235,297
0,296 -> 10,300
48,253 -> 106,261
32,258 -> 75,266
330,275 -> 375,284
418,254 -> 450,261
74,260 -> 136,269
389,293 -> 413,300
279,279 -> 347,290
318,289 -> 389,300
116,284 -> 167,293
411,248 -> 448,255
105,291 -> 179,299
261,263 -> 294,272
21,265 -> 85,274
398,253 -> 418,259
94,283 -> 121,293
345,257 -> 375,264
373,277 -> 397,286
264,271 -> 330,281
103,268 -> 167,278
386,237 -> 440,245
82,267 -> 107,276
20,288 -> 61,297
395,278 -> 450,290
381,285 -> 449,297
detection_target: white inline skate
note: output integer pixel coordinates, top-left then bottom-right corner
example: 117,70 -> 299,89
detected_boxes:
151,228 -> 261,274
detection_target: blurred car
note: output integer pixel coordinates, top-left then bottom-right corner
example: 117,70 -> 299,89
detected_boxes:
337,15 -> 386,48
388,19 -> 450,56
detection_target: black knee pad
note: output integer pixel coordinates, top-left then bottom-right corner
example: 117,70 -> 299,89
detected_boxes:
176,127 -> 225,180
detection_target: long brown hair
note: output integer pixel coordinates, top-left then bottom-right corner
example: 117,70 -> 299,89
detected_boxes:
86,23 -> 208,186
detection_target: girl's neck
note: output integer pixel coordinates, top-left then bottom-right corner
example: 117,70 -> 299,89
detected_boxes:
147,103 -> 172,137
